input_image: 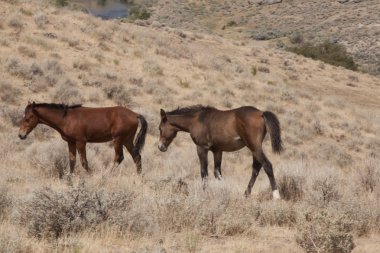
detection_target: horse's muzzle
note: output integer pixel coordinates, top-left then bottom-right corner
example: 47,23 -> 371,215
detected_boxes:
18,134 -> 27,140
158,143 -> 167,152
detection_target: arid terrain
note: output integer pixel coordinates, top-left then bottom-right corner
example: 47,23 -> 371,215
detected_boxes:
151,0 -> 380,75
0,0 -> 380,252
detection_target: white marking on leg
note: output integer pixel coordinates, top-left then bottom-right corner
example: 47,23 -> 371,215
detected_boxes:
272,189 -> 281,200
233,136 -> 242,141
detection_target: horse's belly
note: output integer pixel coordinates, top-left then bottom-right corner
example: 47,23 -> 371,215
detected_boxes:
213,138 -> 245,152
86,133 -> 113,143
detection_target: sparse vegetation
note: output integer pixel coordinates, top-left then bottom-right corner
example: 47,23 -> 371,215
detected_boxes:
0,0 -> 379,252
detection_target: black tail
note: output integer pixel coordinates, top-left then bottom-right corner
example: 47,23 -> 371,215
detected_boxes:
133,115 -> 148,156
262,111 -> 283,154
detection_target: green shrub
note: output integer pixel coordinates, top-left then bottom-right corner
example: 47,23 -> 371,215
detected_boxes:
288,41 -> 358,71
128,4 -> 151,21
55,0 -> 68,7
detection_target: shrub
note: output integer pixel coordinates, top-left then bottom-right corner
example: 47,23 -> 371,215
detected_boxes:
55,0 -> 68,7
251,29 -> 287,40
0,105 -> 21,126
53,79 -> 83,104
288,41 -> 358,71
20,184 -> 108,239
256,201 -> 297,227
296,211 -> 355,253
128,4 -> 151,21
142,60 -> 163,76
356,159 -> 380,193
18,45 -> 36,58
0,81 -> 20,104
289,32 -> 304,44
251,66 -> 257,76
26,140 -> 69,178
34,13 -> 47,28
6,58 -> 43,80
308,173 -> 340,206
103,84 -> 132,106
8,16 -> 23,29
277,173 -> 305,201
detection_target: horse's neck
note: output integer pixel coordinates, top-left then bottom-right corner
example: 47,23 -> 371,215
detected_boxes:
36,108 -> 66,132
168,115 -> 195,132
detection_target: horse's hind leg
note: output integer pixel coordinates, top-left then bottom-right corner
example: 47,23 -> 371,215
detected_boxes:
76,141 -> 91,174
244,157 -> 262,196
255,151 -> 280,199
68,141 -> 76,176
197,145 -> 209,189
213,151 -> 223,180
112,138 -> 124,171
241,129 -> 279,199
124,139 -> 142,174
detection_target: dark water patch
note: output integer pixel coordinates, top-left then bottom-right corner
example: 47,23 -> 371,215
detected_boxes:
77,0 -> 130,20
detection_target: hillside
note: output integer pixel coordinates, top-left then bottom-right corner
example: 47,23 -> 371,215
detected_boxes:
0,0 -> 380,252
151,0 -> 380,75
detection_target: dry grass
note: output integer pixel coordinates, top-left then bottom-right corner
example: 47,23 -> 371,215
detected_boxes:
0,1 -> 379,252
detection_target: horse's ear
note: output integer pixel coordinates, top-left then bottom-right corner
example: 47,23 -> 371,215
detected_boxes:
27,101 -> 31,105
160,109 -> 167,121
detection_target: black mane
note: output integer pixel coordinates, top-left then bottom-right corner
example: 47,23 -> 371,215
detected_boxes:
28,103 -> 82,117
31,103 -> 82,110
166,105 -> 214,115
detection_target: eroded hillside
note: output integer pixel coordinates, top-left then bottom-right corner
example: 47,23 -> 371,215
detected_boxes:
151,0 -> 380,75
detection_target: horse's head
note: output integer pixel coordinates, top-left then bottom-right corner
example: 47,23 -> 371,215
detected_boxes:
18,102 -> 39,140
158,109 -> 178,152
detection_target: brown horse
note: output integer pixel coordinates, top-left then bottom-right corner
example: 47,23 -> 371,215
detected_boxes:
158,105 -> 283,199
19,102 -> 147,177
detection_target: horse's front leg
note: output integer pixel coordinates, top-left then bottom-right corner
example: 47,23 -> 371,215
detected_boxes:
213,151 -> 223,180
76,141 -> 91,174
68,141 -> 76,175
196,145 -> 209,189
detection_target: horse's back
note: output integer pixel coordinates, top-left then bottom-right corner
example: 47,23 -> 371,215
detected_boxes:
68,106 -> 139,141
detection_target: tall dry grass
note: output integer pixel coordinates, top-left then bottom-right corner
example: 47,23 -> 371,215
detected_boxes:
0,0 -> 379,252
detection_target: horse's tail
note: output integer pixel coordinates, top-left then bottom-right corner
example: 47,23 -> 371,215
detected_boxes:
133,114 -> 148,156
262,111 -> 283,154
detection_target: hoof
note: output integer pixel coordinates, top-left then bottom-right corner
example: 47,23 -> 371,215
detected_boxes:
272,189 -> 281,200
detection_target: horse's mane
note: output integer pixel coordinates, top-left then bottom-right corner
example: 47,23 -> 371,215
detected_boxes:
166,105 -> 214,116
29,103 -> 82,117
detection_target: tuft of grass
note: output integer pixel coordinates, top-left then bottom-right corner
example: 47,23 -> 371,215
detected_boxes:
0,187 -> 11,219
251,66 -> 257,76
288,41 -> 358,71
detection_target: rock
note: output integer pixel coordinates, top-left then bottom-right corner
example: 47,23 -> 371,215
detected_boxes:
338,0 -> 349,3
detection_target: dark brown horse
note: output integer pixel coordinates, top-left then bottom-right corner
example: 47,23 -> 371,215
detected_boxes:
19,102 -> 147,177
158,105 -> 283,199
